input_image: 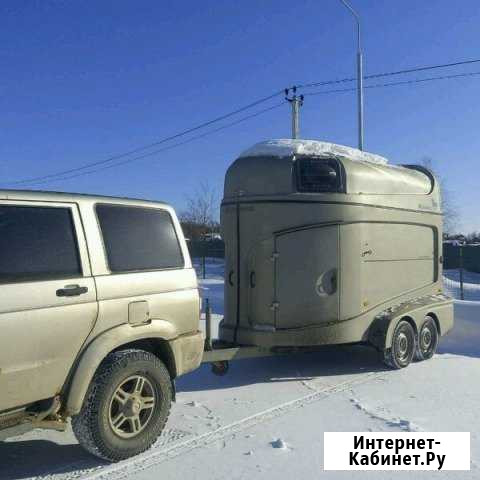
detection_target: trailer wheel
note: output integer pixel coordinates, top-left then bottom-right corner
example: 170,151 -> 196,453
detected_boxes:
383,320 -> 415,369
415,316 -> 438,361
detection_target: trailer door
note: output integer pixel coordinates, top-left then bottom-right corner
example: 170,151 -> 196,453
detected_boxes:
275,225 -> 339,329
247,237 -> 275,329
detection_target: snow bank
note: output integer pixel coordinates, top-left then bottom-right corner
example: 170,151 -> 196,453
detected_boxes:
239,139 -> 389,165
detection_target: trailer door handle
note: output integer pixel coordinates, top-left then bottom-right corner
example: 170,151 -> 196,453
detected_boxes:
249,271 -> 256,288
228,270 -> 234,286
56,284 -> 88,297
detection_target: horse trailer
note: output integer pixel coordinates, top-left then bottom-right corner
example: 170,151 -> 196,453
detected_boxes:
204,139 -> 454,370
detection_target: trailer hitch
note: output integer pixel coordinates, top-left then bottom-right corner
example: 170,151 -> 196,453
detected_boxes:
211,360 -> 230,376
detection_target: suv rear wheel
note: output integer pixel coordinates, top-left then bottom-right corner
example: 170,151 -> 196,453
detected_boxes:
72,349 -> 172,462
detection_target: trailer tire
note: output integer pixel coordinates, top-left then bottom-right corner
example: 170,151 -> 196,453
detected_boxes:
415,316 -> 438,361
72,349 -> 172,462
383,320 -> 415,370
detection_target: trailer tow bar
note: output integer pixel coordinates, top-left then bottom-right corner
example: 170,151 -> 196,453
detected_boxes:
202,298 -> 286,376
204,298 -> 213,352
203,299 -> 230,376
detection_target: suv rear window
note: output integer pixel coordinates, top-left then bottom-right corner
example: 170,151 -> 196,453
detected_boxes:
96,204 -> 184,272
0,205 -> 81,283
295,157 -> 344,193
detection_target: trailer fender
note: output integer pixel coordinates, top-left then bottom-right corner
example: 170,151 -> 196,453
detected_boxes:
368,294 -> 453,351
369,313 -> 418,352
369,312 -> 395,351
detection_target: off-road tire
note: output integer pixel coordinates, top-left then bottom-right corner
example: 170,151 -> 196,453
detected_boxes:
383,320 -> 416,370
72,349 -> 172,462
414,316 -> 439,361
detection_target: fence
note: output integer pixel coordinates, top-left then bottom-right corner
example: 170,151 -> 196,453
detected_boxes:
188,240 -> 225,279
443,269 -> 480,301
443,244 -> 480,273
443,244 -> 480,301
188,240 -> 479,300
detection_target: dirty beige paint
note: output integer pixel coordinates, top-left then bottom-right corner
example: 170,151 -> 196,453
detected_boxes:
219,143 -> 453,348
0,191 -> 203,418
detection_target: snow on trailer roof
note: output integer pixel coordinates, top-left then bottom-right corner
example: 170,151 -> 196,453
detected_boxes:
225,138 -> 438,199
239,139 -> 389,165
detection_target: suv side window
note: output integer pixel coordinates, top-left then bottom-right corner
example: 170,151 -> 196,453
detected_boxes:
96,204 -> 184,273
0,205 -> 81,284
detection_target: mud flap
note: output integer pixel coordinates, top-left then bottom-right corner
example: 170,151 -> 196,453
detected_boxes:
171,378 -> 176,402
368,313 -> 392,352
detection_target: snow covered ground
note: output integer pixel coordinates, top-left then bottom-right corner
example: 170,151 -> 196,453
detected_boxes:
443,269 -> 480,302
1,260 -> 479,480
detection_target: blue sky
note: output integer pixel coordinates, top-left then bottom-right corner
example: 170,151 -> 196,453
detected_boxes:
1,0 -> 479,232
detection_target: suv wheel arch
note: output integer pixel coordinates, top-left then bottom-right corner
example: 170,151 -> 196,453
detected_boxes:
64,320 -> 177,416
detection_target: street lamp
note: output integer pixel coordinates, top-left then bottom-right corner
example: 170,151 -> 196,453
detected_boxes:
339,0 -> 364,151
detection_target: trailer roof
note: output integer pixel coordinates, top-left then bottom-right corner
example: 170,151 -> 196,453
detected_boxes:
239,139 -> 389,165
224,138 -> 439,201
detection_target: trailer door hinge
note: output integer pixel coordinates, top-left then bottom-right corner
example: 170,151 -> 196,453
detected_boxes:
270,252 -> 279,261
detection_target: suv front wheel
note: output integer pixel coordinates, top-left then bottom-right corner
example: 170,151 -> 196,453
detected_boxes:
72,349 -> 172,462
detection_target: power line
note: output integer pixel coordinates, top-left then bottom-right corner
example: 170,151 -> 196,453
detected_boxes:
297,58 -> 480,89
5,57 -> 480,186
22,69 -> 480,186
305,70 -> 480,96
22,102 -> 286,186
5,89 -> 285,186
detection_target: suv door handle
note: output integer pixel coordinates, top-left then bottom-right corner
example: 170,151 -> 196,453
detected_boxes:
56,284 -> 88,297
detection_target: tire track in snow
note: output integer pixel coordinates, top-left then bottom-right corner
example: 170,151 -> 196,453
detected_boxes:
348,397 -> 422,432
80,371 -> 385,480
25,428 -> 192,480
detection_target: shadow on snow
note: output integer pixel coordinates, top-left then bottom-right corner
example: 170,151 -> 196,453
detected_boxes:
0,440 -> 107,480
177,344 -> 390,393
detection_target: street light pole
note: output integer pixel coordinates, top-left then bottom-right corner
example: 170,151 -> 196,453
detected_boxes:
339,0 -> 364,151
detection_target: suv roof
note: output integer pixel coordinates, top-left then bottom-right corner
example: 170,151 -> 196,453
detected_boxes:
0,189 -> 171,209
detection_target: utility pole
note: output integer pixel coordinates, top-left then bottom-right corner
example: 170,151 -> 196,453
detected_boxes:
339,0 -> 364,150
285,87 -> 304,139
459,244 -> 465,300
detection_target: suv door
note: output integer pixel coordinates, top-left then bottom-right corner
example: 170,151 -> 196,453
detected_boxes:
0,201 -> 97,412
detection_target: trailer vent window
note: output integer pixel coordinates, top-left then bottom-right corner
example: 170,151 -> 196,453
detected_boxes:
295,158 -> 343,193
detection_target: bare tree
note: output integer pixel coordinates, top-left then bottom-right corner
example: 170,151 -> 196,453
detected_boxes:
180,181 -> 220,240
420,157 -> 459,234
